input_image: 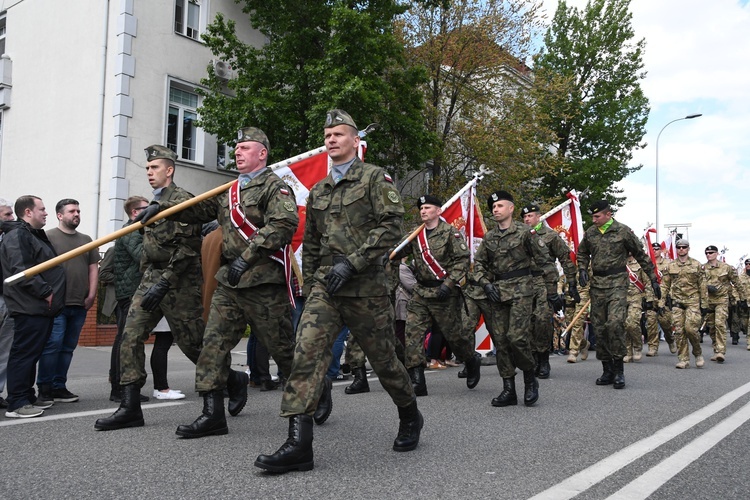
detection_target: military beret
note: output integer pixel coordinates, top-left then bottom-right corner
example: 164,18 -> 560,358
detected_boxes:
236,127 -> 270,151
144,145 -> 177,162
676,238 -> 689,247
487,190 -> 514,211
588,200 -> 611,215
705,245 -> 719,252
652,242 -> 662,250
745,258 -> 750,265
521,204 -> 541,215
324,109 -> 358,131
417,194 -> 442,209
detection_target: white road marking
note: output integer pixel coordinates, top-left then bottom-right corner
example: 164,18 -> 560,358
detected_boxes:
528,381 -> 750,500
0,401 -> 187,427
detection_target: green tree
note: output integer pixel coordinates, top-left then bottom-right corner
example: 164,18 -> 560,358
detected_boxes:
533,0 -> 649,208
197,0 -> 435,174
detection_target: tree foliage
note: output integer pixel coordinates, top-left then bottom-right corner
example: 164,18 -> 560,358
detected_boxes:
533,0 -> 649,208
197,0 -> 435,173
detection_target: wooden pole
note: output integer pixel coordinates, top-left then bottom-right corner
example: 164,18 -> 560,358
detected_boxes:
560,298 -> 591,337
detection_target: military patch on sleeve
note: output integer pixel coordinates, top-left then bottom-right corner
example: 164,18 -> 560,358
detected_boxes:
280,188 -> 290,196
386,189 -> 400,204
454,232 -> 461,238
283,201 -> 296,212
460,243 -> 467,251
538,239 -> 545,247
530,229 -> 537,235
384,173 -> 394,184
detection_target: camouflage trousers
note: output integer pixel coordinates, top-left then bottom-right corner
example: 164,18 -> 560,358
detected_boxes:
195,283 -> 294,392
281,283 -> 415,417
347,324 -> 404,368
568,287 -> 590,353
590,286 -> 628,361
530,278 -> 553,353
462,294 -> 493,351
120,281 -> 205,388
404,293 -> 473,369
705,301 -> 729,355
671,305 -> 702,362
624,301 -> 644,354
644,310 -> 660,350
485,296 -> 534,379
655,307 -> 674,346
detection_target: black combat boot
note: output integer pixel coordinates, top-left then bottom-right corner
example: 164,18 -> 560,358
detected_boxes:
254,414 -> 314,473
538,351 -> 551,379
491,377 -> 517,407
523,370 -> 539,406
465,354 -> 481,389
596,360 -> 615,385
313,377 -> 333,425
612,358 -> 625,389
226,369 -> 249,417
95,384 -> 145,431
175,390 -> 228,438
109,384 -> 122,403
344,367 -> 370,394
408,366 -> 428,397
393,401 -> 424,452
732,333 -> 739,345
532,352 -> 541,376
457,366 -> 468,378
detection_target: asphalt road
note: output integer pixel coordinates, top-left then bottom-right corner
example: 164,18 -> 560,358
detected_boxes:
2,338 -> 750,499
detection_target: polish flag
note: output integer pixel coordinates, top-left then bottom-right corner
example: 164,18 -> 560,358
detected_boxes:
543,190 -> 584,263
661,232 -> 677,260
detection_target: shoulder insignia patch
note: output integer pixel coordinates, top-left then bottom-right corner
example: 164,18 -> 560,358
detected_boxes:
384,173 -> 394,184
530,229 -> 537,235
280,188 -> 289,196
454,233 -> 461,238
387,190 -> 400,203
538,239 -> 545,247
283,201 -> 295,212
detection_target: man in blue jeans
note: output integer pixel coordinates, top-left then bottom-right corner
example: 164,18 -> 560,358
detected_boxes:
38,199 -> 100,404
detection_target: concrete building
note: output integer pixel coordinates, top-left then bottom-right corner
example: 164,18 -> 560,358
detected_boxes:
0,0 -> 264,238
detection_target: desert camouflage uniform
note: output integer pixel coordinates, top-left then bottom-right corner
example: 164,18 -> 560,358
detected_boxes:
704,260 -> 748,356
120,183 -> 205,388
662,256 -> 706,364
529,224 -> 577,355
577,219 -> 658,362
624,258 -> 654,360
472,221 -> 558,378
649,254 -> 674,353
567,265 -> 591,357
281,158 -> 414,417
402,220 -> 472,369
740,270 -> 750,338
160,168 -> 298,392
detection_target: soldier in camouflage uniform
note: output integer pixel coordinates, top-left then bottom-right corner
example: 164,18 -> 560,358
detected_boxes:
134,129 -> 299,438
624,254 -> 654,363
473,191 -> 562,408
703,245 -> 748,362
394,194 -> 480,396
663,239 -> 706,368
255,110 -> 422,474
648,243 -> 676,356
576,201 -> 660,389
95,145 -> 206,432
521,204 -> 579,378
740,259 -> 750,347
567,264 -> 591,363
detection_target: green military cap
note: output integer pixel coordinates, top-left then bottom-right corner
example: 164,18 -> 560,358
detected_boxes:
144,145 -> 177,162
588,200 -> 610,215
521,203 -> 541,215
324,109 -> 358,131
236,127 -> 270,151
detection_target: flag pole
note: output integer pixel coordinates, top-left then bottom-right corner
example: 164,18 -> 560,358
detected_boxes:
5,124 -> 380,286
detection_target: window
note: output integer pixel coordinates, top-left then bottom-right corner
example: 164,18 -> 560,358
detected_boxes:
217,143 -> 234,170
0,13 -> 6,55
167,84 -> 199,161
174,0 -> 203,40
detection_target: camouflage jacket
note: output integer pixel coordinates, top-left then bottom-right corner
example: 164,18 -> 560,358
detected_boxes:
662,256 -> 707,306
472,220 -> 558,301
402,219 -> 469,299
704,260 -> 748,305
303,158 -> 404,297
739,271 -> 750,303
654,255 -> 670,307
114,220 -> 143,300
531,224 -> 577,284
142,183 -> 203,288
161,168 -> 298,289
577,219 -> 657,290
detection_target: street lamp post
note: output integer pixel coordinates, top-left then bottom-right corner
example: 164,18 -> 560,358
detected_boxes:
655,113 -> 702,241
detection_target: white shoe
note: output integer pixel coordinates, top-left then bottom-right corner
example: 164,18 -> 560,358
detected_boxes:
153,389 -> 186,400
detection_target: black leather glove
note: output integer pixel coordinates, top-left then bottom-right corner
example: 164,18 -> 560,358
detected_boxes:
707,285 -> 718,294
665,296 -> 673,309
547,293 -> 565,312
700,307 -> 709,316
568,284 -> 580,303
325,258 -> 356,296
651,280 -> 662,300
227,256 -> 252,287
645,300 -> 654,311
437,283 -> 451,300
140,278 -> 170,312
740,300 -> 748,312
641,297 -> 648,311
578,269 -> 589,288
133,201 -> 160,225
658,306 -> 665,315
483,283 -> 500,303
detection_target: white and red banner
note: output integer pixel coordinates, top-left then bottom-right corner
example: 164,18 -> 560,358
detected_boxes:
543,190 -> 584,264
661,232 -> 677,260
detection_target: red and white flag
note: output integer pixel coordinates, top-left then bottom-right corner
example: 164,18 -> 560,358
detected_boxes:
543,190 -> 584,263
643,227 -> 661,283
661,232 -> 677,260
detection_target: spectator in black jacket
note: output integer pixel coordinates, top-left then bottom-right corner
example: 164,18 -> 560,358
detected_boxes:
0,195 -> 66,418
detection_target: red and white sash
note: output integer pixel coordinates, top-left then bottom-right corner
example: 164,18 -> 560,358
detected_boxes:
228,180 -> 294,305
417,227 -> 447,280
627,265 -> 645,292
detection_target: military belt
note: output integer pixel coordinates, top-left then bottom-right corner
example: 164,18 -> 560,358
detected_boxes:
417,279 -> 443,288
531,270 -> 544,277
496,268 -> 531,280
593,266 -> 627,277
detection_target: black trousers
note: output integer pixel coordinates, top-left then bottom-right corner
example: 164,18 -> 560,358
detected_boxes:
6,314 -> 54,411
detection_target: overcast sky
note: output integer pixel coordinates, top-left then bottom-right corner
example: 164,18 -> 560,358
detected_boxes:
538,0 -> 750,267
